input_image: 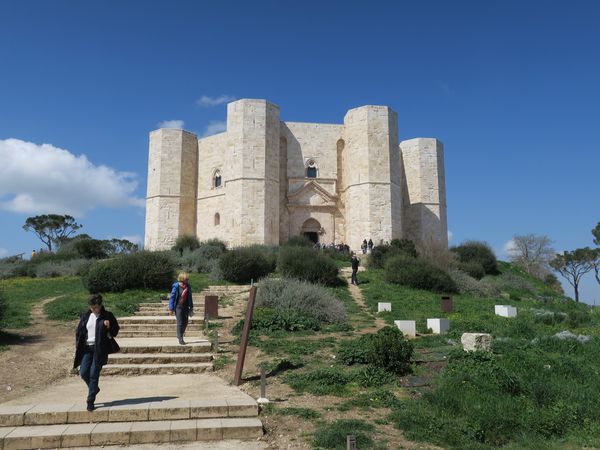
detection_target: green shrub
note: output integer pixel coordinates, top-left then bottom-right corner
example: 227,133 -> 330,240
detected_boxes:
0,257 -> 26,279
172,235 -> 200,255
283,367 -> 353,396
366,326 -> 414,375
368,239 -> 418,269
384,255 -> 458,293
449,269 -> 500,298
83,251 -> 175,293
313,419 -> 375,449
277,246 -> 339,286
354,365 -> 396,387
218,247 -> 274,283
0,289 -> 6,327
337,336 -> 372,365
256,278 -> 346,324
321,247 -> 351,262
458,261 -> 486,279
232,307 -> 321,335
176,240 -> 227,273
35,259 -> 91,278
452,240 -> 499,275
285,235 -> 313,247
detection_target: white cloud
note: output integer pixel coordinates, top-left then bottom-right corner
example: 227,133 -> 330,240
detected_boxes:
447,230 -> 453,242
196,95 -> 235,107
0,138 -> 145,217
502,238 -> 517,258
157,119 -> 185,129
0,248 -> 8,258
202,120 -> 227,137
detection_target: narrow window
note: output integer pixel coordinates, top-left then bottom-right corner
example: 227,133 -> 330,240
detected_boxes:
214,213 -> 220,226
306,167 -> 317,178
213,170 -> 222,188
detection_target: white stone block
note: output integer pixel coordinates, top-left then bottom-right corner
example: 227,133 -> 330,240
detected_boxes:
394,320 -> 416,338
495,305 -> 517,317
461,333 -> 492,352
378,302 -> 392,312
427,318 -> 450,334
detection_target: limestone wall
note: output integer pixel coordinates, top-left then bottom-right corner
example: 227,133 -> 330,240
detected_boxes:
400,138 -> 448,247
144,129 -> 198,250
196,131 -> 230,245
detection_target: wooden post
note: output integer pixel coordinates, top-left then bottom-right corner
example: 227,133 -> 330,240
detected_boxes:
233,286 -> 257,386
204,295 -> 219,319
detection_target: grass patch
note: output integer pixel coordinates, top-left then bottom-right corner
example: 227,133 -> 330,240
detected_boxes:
313,419 -> 377,449
213,355 -> 234,370
0,277 -> 86,328
255,336 -> 336,357
267,406 -> 322,420
337,388 -> 402,411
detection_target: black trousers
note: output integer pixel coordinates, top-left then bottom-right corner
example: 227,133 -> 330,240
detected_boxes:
175,305 -> 189,341
351,269 -> 358,285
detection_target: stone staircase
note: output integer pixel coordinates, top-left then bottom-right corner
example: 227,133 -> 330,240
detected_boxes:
0,396 -> 262,448
0,284 -> 262,449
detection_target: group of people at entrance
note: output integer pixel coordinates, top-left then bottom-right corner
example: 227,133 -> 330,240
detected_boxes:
73,272 -> 194,411
361,238 -> 374,254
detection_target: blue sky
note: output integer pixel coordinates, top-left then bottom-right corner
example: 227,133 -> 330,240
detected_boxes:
0,0 -> 598,302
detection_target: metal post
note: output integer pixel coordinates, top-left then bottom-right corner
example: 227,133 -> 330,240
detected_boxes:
212,332 -> 219,353
347,435 -> 357,450
257,364 -> 269,404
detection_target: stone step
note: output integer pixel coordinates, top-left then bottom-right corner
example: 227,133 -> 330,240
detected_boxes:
107,353 -> 213,365
118,338 -> 211,354
118,331 -> 204,338
120,316 -> 206,325
120,323 -> 205,331
102,363 -> 213,375
0,398 -> 258,427
0,417 -> 262,448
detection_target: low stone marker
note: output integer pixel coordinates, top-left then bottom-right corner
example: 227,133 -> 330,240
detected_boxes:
378,302 -> 392,312
394,320 -> 416,338
461,332 -> 492,351
495,305 -> 517,318
427,318 -> 450,334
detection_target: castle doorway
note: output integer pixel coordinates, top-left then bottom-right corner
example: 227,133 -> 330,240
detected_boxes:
303,232 -> 319,244
301,218 -> 321,244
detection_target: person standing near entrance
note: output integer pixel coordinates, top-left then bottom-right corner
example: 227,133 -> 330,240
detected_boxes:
73,294 -> 120,411
169,272 -> 194,345
361,239 -> 368,254
351,253 -> 360,285
368,238 -> 374,253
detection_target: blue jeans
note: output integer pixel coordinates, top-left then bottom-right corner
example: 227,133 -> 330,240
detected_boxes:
175,305 -> 189,341
80,347 -> 102,404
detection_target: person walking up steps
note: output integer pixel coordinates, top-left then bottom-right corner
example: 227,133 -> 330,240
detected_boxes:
169,272 -> 194,345
73,294 -> 120,411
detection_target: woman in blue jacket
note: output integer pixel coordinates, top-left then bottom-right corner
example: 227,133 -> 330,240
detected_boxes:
169,272 -> 194,345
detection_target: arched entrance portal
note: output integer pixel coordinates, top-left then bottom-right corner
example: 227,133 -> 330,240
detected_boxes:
301,218 -> 321,244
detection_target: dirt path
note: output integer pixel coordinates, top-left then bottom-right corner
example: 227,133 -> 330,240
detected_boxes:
0,297 -> 74,403
340,266 -> 387,331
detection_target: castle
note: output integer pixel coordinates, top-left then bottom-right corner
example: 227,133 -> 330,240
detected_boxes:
144,99 -> 448,251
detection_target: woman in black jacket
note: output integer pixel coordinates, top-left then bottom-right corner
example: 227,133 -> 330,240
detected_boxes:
73,294 -> 120,411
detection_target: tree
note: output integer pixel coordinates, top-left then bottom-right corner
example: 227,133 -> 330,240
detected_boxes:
507,234 -> 555,278
550,248 -> 595,302
592,222 -> 600,246
106,238 -> 139,255
22,214 -> 82,252
591,223 -> 600,286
